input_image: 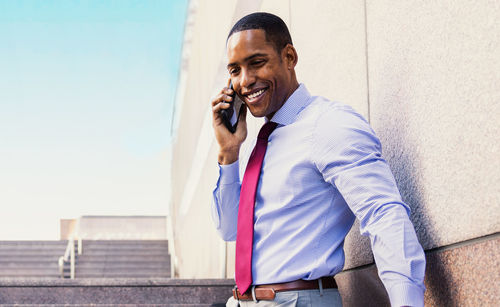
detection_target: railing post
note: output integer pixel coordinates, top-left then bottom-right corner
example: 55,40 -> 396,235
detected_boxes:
78,237 -> 82,255
58,257 -> 64,278
76,217 -> 82,255
70,238 -> 75,279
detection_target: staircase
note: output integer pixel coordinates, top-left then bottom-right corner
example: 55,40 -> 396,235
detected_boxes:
0,240 -> 234,306
71,240 -> 171,278
0,241 -> 66,278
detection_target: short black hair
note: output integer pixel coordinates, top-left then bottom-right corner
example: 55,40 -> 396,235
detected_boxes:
227,12 -> 292,53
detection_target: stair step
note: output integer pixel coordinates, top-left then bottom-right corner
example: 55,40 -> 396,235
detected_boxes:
75,267 -> 169,272
0,244 -> 68,249
82,247 -> 168,252
0,241 -> 68,246
74,261 -> 171,267
81,241 -> 168,248
0,253 -> 64,258
67,269 -> 171,276
81,251 -> 169,255
0,263 -> 59,268
76,255 -> 169,261
74,273 -> 171,278
0,269 -> 59,274
82,242 -> 167,246
1,270 -> 61,278
73,252 -> 168,257
83,241 -> 167,243
83,242 -> 167,245
0,249 -> 67,253
0,278 -> 234,305
72,263 -> 169,269
0,257 -> 61,263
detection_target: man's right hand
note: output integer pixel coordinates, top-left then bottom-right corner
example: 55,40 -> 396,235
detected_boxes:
211,81 -> 248,165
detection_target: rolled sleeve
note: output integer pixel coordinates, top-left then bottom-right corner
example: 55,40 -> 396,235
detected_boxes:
219,160 -> 240,185
388,282 -> 425,307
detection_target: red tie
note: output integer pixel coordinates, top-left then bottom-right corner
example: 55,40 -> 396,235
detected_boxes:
235,121 -> 278,294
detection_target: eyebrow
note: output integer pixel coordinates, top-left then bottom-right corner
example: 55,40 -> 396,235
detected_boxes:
227,53 -> 268,69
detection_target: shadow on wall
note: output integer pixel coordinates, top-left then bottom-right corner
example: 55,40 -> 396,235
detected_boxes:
377,72 -> 456,306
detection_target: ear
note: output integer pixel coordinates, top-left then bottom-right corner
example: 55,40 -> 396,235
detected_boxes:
282,44 -> 298,69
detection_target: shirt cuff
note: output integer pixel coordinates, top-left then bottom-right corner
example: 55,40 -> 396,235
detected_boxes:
218,160 -> 240,185
387,282 -> 425,307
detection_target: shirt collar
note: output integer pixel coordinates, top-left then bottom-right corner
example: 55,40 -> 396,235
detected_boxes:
269,83 -> 311,126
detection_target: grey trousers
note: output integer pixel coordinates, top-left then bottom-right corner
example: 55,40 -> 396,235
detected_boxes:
226,289 -> 342,307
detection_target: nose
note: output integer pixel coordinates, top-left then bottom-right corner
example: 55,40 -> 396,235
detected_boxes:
239,68 -> 256,90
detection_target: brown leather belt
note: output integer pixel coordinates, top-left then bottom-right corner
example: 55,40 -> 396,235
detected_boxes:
232,277 -> 337,301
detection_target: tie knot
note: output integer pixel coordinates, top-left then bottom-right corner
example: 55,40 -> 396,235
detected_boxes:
257,122 -> 278,140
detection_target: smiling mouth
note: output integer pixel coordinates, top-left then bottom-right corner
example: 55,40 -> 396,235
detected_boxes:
245,88 -> 268,103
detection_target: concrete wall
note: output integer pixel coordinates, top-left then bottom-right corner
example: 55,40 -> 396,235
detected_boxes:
60,219 -> 77,240
170,0 -> 499,305
77,216 -> 167,240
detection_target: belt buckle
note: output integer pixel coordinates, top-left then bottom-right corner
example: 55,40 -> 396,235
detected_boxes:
233,286 -> 250,301
232,286 -> 240,300
232,286 -> 276,301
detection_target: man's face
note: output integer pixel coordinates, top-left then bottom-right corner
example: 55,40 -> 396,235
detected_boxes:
226,29 -> 294,119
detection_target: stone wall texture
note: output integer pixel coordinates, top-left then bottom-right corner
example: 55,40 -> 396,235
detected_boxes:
169,0 -> 500,305
336,235 -> 500,307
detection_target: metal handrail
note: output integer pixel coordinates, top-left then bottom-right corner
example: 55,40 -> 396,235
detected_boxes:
58,238 -> 75,278
58,218 -> 81,279
75,217 -> 82,256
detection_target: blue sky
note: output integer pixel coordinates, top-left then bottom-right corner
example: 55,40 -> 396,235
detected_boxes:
0,0 -> 188,239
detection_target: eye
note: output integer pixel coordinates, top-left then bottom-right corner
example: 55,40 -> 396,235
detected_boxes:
229,67 -> 240,75
251,59 -> 265,66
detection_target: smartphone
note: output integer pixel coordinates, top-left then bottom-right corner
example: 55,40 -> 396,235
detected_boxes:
220,82 -> 244,133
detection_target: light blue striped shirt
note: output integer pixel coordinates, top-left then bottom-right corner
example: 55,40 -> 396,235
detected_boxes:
212,84 -> 425,307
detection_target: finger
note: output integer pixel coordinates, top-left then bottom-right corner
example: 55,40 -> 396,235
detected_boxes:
221,93 -> 234,102
223,87 -> 234,96
211,93 -> 223,107
212,101 -> 231,113
212,105 -> 225,126
223,78 -> 235,95
211,93 -> 233,106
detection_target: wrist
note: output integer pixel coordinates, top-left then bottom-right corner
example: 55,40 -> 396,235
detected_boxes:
218,147 -> 240,165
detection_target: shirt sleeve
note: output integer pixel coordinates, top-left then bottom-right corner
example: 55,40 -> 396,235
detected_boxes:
312,106 -> 426,307
211,160 -> 241,241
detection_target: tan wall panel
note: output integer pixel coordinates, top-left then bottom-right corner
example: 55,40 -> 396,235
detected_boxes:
291,0 -> 368,118
174,144 -> 224,278
366,1 -> 500,250
260,0 -> 290,24
225,241 -> 236,279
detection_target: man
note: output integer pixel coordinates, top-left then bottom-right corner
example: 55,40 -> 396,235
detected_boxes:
211,12 -> 425,307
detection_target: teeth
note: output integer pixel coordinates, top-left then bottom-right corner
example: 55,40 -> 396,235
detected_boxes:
248,89 -> 265,99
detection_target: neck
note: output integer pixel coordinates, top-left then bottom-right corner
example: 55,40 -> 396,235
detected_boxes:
265,80 -> 300,120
